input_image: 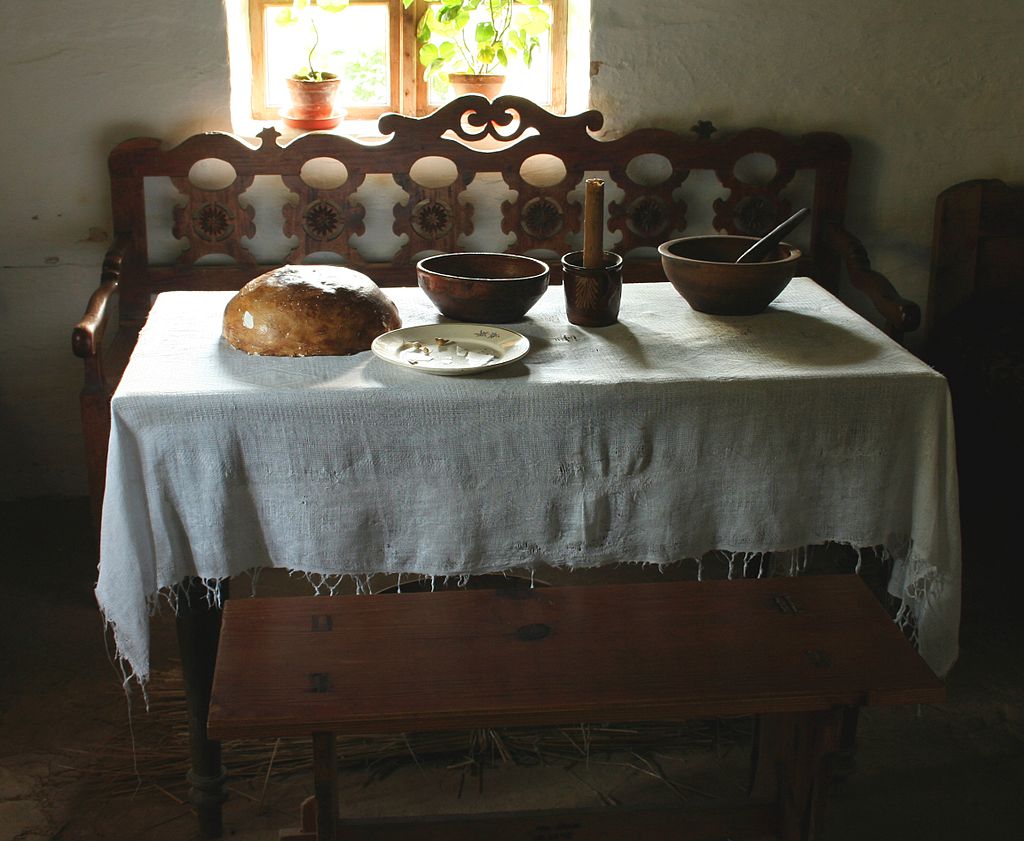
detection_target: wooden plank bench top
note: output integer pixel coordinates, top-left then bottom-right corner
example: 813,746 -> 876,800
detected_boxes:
208,575 -> 942,740
207,575 -> 943,841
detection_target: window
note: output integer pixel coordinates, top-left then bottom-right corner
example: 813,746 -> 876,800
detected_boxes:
249,0 -> 567,120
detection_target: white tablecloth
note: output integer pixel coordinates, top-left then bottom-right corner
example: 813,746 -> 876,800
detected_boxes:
97,280 -> 961,684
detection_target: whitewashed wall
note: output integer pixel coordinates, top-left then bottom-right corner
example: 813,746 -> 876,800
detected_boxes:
1,0 -> 1021,499
0,0 -> 231,499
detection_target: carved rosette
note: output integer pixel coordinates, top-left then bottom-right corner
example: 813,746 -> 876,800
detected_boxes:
410,198 -> 455,240
712,146 -> 796,236
607,166 -> 688,251
302,199 -> 346,242
392,172 -> 473,264
501,164 -> 581,254
626,196 -> 670,238
714,192 -> 792,237
171,176 -> 256,265
521,196 -> 565,240
193,202 -> 234,242
738,195 -> 786,236
281,171 -> 367,264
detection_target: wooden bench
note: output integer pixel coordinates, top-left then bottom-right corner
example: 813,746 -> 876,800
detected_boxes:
207,575 -> 943,841
73,95 -> 921,529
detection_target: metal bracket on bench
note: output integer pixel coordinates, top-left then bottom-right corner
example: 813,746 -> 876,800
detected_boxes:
773,593 -> 800,614
311,614 -> 334,632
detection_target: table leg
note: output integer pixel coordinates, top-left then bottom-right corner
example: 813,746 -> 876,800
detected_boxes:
750,709 -> 843,841
175,577 -> 229,839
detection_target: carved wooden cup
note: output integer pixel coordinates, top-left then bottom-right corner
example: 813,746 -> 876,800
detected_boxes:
561,251 -> 624,327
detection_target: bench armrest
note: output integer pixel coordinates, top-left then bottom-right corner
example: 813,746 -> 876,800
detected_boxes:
72,234 -> 128,360
825,223 -> 922,343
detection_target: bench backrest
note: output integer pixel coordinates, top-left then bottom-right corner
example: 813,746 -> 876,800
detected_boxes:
109,95 -> 854,323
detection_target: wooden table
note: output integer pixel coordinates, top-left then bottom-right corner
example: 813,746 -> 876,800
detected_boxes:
95,281 -> 961,837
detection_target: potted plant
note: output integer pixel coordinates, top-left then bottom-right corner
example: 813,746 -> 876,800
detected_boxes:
278,0 -> 349,128
402,0 -> 551,98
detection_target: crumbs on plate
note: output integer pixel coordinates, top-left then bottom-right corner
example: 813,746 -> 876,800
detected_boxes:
398,337 -> 493,367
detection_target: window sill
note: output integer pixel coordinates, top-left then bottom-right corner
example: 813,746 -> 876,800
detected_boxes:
233,115 -> 391,143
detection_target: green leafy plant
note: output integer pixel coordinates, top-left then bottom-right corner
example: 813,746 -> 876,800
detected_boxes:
333,47 -> 388,102
402,0 -> 551,94
276,0 -> 350,82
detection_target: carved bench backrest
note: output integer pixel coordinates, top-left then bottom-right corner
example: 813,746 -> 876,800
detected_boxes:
109,95 -> 852,322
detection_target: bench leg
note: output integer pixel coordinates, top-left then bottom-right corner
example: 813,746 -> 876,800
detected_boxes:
834,704 -> 860,779
750,709 -> 844,841
175,578 -> 229,839
313,732 -> 338,841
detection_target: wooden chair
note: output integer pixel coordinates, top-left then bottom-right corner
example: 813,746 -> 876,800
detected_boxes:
73,96 -> 921,529
925,179 -> 1024,584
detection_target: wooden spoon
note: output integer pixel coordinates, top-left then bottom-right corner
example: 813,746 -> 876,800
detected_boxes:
735,207 -> 810,263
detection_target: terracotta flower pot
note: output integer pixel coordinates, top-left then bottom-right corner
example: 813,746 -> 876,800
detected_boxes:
448,73 -> 505,100
284,74 -> 342,130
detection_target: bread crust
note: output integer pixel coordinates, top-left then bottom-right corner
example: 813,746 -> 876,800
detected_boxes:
223,265 -> 402,356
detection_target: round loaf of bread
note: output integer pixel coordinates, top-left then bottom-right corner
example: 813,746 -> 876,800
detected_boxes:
223,265 -> 402,356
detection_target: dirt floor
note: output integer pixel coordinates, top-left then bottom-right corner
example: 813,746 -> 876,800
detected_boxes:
1,497 -> 1023,841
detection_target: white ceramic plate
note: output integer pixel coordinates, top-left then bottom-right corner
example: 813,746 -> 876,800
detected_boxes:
371,324 -> 530,376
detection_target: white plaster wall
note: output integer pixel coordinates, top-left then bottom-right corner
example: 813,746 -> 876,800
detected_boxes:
0,0 -> 230,498
1,0 -> 1021,498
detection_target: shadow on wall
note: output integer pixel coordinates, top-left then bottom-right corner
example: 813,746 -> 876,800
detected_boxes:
0,270 -> 94,500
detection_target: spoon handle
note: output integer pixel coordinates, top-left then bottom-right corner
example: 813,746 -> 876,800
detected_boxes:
735,207 -> 810,263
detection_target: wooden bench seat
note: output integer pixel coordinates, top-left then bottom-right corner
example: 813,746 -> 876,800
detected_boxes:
207,576 -> 943,841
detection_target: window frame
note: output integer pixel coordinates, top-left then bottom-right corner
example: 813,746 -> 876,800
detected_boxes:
410,0 -> 567,116
248,0 -> 567,121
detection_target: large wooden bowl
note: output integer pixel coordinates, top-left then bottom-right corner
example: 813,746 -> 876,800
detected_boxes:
416,253 -> 550,322
658,236 -> 802,315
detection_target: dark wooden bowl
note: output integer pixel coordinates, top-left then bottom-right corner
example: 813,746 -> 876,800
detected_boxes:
416,253 -> 550,322
658,235 -> 802,315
